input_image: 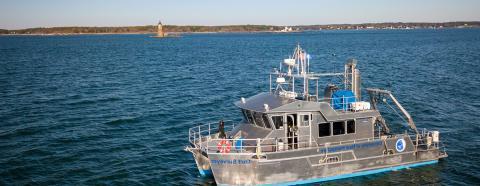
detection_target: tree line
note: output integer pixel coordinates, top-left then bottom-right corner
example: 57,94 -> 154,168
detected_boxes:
1,22 -> 479,35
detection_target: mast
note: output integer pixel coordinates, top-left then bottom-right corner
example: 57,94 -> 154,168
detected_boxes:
272,45 -> 343,100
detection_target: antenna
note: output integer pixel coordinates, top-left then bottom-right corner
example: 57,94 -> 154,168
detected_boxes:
272,44 -> 344,100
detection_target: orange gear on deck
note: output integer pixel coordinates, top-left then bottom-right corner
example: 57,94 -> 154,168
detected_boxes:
217,139 -> 231,153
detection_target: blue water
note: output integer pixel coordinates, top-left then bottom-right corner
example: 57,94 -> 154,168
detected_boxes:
1,29 -> 480,185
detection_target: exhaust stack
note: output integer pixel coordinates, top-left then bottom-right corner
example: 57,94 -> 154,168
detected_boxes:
344,59 -> 361,100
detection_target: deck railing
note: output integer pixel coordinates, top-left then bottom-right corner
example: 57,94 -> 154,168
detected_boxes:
411,128 -> 448,156
302,95 -> 367,112
188,120 -> 236,146
270,90 -> 366,112
189,123 -> 446,156
188,121 -> 319,154
189,121 -> 381,155
205,135 -> 316,154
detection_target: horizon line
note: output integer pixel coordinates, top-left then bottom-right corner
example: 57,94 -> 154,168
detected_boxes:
2,20 -> 480,30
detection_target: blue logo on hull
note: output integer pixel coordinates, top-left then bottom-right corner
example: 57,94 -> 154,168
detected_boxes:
396,139 -> 406,152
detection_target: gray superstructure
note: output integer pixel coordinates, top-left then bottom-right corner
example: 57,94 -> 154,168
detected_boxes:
185,45 -> 447,185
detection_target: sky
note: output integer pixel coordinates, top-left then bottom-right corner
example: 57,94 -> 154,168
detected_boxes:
1,0 -> 479,29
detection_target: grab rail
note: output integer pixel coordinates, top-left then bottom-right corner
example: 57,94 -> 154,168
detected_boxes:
410,128 -> 447,155
188,123 -> 446,156
188,120 -> 236,146
206,135 -> 316,154
200,133 -> 381,155
317,96 -> 368,112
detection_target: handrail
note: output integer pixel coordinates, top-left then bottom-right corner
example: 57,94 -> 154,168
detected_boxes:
189,120 -> 382,154
189,124 -> 446,156
188,120 -> 236,145
206,136 -> 315,154
275,90 -> 366,112
200,131 -> 446,155
408,129 -> 447,155
316,96 -> 368,111
202,135 -> 381,154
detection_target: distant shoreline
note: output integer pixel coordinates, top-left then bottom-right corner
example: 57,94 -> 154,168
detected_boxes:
1,28 -> 478,37
0,30 -> 306,36
1,28 -> 479,37
1,21 -> 479,36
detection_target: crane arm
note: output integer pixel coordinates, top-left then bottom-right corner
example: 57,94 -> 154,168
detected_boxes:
366,88 -> 419,134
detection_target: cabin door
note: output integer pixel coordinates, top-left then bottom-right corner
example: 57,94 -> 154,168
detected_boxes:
298,113 -> 311,148
286,114 -> 298,149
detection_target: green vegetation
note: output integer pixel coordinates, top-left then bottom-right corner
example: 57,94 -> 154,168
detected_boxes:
4,26 -> 156,35
2,25 -> 283,35
166,25 -> 282,32
1,22 -> 479,35
298,21 -> 480,30
0,29 -> 8,34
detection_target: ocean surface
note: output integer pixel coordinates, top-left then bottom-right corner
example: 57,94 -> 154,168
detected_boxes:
1,29 -> 480,185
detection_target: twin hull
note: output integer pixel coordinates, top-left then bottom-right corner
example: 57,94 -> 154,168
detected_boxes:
192,136 -> 443,185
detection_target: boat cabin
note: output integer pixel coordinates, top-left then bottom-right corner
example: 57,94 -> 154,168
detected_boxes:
233,91 -> 380,151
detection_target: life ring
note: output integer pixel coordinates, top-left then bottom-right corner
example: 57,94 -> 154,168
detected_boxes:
217,139 -> 231,153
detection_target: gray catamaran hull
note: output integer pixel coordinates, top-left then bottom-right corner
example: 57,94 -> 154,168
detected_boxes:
195,136 -> 444,185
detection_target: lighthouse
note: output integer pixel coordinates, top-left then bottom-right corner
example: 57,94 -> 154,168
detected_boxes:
157,21 -> 165,37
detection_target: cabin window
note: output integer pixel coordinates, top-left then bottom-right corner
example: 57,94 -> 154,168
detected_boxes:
347,120 -> 355,134
253,112 -> 265,128
244,110 -> 255,125
271,116 -> 284,129
262,114 -> 272,129
333,121 -> 345,135
300,115 -> 310,126
241,110 -> 248,122
318,123 -> 331,137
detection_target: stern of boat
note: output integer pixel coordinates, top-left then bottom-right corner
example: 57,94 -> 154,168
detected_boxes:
413,129 -> 448,160
185,121 -> 238,177
185,146 -> 213,176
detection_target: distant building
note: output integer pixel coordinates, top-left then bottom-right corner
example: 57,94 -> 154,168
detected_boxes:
157,21 -> 165,37
280,26 -> 293,32
153,20 -> 180,38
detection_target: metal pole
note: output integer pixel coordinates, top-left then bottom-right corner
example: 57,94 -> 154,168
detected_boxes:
292,76 -> 295,93
351,68 -> 354,94
344,64 -> 347,89
304,74 -> 308,100
256,138 -> 261,159
269,74 -> 272,93
309,116 -> 312,147
198,125 -> 201,149
415,134 -> 419,154
275,138 -> 278,152
193,130 -> 196,147
316,79 -> 319,101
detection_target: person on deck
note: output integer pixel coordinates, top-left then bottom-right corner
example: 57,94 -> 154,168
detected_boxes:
218,120 -> 226,139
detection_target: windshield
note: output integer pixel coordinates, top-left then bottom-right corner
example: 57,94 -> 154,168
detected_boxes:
241,109 -> 272,129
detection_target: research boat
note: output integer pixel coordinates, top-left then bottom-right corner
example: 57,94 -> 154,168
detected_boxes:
185,45 -> 447,185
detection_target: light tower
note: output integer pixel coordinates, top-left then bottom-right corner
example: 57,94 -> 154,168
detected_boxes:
157,20 -> 165,37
